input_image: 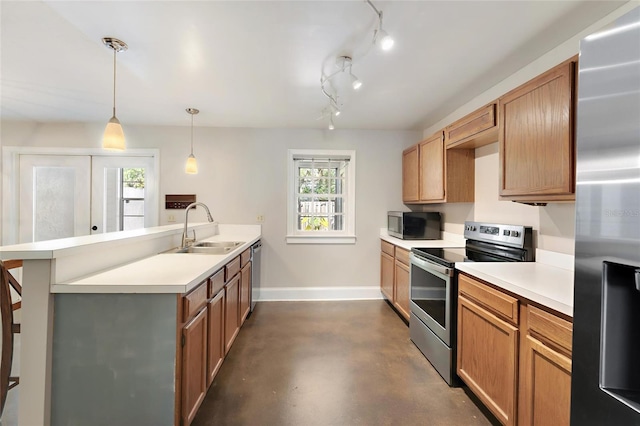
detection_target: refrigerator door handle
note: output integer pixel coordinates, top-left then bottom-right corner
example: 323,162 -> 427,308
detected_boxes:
635,268 -> 640,292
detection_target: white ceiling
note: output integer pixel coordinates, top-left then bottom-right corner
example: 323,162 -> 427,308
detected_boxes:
0,1 -> 626,130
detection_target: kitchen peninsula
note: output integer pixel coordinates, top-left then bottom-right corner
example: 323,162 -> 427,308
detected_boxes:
0,223 -> 261,426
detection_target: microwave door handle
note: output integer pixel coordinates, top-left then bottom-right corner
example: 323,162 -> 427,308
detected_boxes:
410,253 -> 453,277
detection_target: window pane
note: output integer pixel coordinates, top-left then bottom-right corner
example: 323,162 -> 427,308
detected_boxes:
299,215 -> 330,231
299,178 -> 313,194
123,216 -> 145,231
123,199 -> 144,215
34,167 -> 76,241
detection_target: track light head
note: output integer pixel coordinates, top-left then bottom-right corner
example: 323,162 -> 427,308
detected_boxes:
377,28 -> 394,51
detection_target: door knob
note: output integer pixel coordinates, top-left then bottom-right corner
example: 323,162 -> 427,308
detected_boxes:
92,226 -> 98,231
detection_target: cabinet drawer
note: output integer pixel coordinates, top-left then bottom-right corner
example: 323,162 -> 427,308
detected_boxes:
446,103 -> 497,149
527,305 -> 573,355
183,282 -> 208,322
241,248 -> 251,267
381,240 -> 395,257
225,256 -> 241,282
395,247 -> 410,266
459,274 -> 518,325
209,268 -> 225,298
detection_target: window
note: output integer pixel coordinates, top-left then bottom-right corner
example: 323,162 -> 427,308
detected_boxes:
287,149 -> 356,244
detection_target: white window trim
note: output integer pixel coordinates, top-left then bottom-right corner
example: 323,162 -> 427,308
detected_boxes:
286,149 -> 356,244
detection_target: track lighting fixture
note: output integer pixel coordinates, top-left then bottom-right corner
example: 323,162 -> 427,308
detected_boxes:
328,116 -> 335,130
366,0 -> 394,51
320,56 -> 361,129
185,108 -> 199,175
102,37 -> 128,151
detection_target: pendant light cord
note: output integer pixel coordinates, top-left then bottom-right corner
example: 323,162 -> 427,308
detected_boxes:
190,113 -> 194,155
112,48 -> 117,118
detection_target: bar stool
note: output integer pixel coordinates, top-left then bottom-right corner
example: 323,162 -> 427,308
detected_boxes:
0,259 -> 21,418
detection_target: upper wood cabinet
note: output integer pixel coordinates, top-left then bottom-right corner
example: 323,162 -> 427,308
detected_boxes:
403,131 -> 474,204
419,133 -> 445,201
499,58 -> 577,202
445,102 -> 498,149
402,145 -> 420,203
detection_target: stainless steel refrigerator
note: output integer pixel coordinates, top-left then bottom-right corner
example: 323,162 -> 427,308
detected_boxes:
571,6 -> 640,425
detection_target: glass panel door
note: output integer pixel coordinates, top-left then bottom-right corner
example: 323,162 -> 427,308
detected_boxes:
91,156 -> 157,234
18,155 -> 91,243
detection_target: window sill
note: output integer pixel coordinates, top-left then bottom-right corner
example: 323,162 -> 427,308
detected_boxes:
286,235 -> 356,245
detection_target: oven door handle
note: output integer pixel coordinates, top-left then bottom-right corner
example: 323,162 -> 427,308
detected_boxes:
410,253 -> 454,277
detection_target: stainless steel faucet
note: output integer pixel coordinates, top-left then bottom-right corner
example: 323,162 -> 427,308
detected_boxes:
182,202 -> 214,248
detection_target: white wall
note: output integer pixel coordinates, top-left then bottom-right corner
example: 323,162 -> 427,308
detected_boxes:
0,121 -> 419,292
420,1 -> 639,255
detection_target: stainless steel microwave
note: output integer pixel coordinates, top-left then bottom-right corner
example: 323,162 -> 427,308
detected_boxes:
387,211 -> 441,240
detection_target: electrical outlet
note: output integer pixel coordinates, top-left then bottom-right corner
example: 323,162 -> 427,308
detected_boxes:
256,215 -> 265,223
168,214 -> 176,223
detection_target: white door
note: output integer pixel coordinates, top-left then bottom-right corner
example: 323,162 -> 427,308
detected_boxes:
15,153 -> 158,243
18,155 -> 91,243
91,156 -> 158,234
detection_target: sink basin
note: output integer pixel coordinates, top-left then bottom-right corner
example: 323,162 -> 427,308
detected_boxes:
192,241 -> 244,248
164,246 -> 233,255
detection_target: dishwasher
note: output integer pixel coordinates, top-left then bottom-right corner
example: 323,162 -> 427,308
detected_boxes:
250,240 -> 261,312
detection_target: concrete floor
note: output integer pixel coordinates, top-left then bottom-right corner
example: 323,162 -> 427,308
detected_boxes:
193,300 -> 495,426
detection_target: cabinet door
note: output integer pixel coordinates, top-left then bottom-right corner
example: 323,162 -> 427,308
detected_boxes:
519,306 -> 573,426
419,133 -> 445,202
224,275 -> 240,354
520,335 -> 572,426
240,262 -> 251,325
457,295 -> 518,426
499,59 -> 575,201
445,102 -> 498,149
380,251 -> 394,302
207,290 -> 225,387
402,145 -> 419,203
393,259 -> 410,321
182,307 -> 208,426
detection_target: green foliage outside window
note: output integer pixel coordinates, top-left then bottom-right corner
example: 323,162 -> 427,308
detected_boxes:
123,168 -> 145,189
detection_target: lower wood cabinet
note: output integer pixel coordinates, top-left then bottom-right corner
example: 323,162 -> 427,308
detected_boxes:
380,250 -> 394,301
206,290 -> 225,387
518,306 -> 572,426
457,273 -> 573,426
224,274 -> 240,354
178,245 -> 258,426
458,294 -> 519,426
379,239 -> 410,322
393,259 -> 410,321
181,306 -> 208,426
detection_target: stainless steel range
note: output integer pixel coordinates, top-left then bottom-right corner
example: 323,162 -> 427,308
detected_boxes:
409,221 -> 534,385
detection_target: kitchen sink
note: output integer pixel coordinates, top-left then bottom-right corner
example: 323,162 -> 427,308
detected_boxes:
163,241 -> 244,255
192,241 -> 244,248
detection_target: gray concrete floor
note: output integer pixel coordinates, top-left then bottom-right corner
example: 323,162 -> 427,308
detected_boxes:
193,300 -> 494,426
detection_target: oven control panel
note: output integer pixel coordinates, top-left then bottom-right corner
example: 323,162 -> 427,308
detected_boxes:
464,221 -> 531,248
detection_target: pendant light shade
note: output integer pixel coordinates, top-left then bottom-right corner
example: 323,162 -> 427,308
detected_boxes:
102,37 -> 128,151
185,154 -> 198,174
185,108 -> 200,175
103,116 -> 125,150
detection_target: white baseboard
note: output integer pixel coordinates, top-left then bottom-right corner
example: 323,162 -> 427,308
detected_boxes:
258,286 -> 383,301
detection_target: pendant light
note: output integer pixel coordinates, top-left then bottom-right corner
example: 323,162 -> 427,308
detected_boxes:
102,37 -> 128,151
185,108 -> 199,174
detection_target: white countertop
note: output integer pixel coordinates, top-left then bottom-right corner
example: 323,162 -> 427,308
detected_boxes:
0,223 -> 212,260
51,228 -> 261,294
379,228 -> 465,250
455,255 -> 574,317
